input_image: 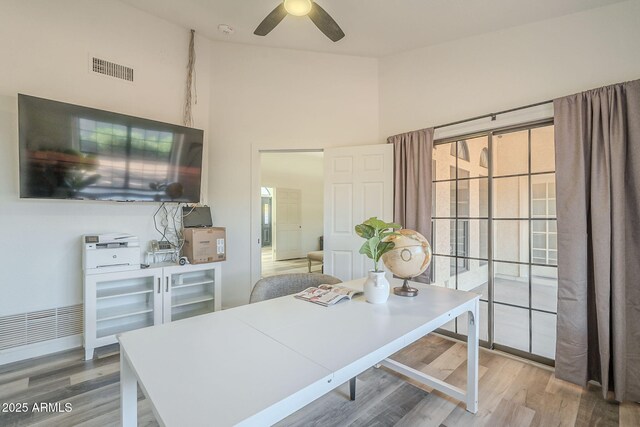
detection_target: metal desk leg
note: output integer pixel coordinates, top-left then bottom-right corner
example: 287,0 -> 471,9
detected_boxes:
349,377 -> 356,401
466,299 -> 479,413
121,351 -> 138,426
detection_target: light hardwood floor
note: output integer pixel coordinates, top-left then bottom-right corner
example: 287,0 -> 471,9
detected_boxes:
261,246 -> 322,277
0,334 -> 638,427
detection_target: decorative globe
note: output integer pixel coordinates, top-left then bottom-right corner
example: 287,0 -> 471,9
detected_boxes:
381,229 -> 432,279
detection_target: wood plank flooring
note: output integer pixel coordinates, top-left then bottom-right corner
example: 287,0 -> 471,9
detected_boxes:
261,247 -> 322,277
0,334 -> 636,427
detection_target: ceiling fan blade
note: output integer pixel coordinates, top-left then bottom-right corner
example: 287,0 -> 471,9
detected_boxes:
308,3 -> 345,42
254,3 -> 288,36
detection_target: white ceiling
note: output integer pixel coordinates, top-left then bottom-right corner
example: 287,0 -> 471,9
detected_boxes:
120,0 -> 628,57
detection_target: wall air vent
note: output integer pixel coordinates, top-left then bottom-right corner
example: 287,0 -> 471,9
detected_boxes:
91,57 -> 134,82
0,304 -> 82,350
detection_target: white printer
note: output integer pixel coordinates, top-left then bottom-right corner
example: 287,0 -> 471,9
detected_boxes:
82,233 -> 141,275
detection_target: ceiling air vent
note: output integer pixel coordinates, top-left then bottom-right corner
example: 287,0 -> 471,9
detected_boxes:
91,57 -> 134,82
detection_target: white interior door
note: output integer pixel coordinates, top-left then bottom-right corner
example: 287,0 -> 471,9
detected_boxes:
324,144 -> 394,281
273,188 -> 303,261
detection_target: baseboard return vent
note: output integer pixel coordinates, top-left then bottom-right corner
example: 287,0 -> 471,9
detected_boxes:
91,56 -> 134,82
0,304 -> 82,351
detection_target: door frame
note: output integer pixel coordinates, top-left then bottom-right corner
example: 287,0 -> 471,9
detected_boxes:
250,146 -> 324,292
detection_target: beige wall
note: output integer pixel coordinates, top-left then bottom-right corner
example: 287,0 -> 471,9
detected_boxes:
208,42 -> 379,308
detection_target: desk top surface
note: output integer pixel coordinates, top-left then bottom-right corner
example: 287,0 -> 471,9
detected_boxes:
119,277 -> 478,426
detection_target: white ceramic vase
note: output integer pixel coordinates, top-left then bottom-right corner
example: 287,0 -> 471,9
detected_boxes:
363,271 -> 390,304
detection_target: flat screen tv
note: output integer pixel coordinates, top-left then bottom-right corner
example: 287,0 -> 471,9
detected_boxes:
18,94 -> 204,202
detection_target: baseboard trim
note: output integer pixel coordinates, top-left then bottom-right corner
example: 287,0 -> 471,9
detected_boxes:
0,335 -> 82,366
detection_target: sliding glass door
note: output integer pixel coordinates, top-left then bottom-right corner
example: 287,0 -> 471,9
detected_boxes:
430,122 -> 557,364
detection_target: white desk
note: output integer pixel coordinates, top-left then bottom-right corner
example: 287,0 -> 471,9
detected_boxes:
119,278 -> 479,426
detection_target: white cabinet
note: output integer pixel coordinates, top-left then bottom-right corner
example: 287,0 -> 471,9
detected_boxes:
84,263 -> 221,360
162,264 -> 221,323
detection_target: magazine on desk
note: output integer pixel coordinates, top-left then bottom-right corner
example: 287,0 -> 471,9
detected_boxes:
294,284 -> 362,307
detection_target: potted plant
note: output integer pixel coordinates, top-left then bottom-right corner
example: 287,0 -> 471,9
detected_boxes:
355,217 -> 402,303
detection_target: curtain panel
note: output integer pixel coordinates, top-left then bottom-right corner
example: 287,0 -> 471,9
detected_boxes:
387,128 -> 434,283
554,79 -> 640,402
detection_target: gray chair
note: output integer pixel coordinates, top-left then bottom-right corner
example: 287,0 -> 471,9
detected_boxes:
249,273 -> 341,303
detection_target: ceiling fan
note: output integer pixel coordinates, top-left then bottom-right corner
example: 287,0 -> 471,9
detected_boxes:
254,0 -> 345,42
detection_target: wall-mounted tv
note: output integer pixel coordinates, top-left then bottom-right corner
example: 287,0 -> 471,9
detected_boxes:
18,94 -> 204,202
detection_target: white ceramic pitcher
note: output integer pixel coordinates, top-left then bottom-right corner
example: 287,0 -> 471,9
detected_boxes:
363,271 -> 390,304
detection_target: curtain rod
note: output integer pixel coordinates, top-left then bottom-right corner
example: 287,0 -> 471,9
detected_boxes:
434,99 -> 553,130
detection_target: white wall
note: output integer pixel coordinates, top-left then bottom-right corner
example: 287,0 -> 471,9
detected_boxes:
0,0 -> 210,317
379,0 -> 640,138
208,42 -> 379,308
261,152 -> 324,255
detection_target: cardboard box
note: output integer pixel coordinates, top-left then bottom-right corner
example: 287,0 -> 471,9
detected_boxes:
182,227 -> 226,264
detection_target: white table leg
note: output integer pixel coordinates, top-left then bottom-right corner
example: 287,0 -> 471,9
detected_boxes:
466,299 -> 479,413
121,351 -> 138,427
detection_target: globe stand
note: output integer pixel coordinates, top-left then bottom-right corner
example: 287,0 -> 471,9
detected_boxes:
393,278 -> 419,297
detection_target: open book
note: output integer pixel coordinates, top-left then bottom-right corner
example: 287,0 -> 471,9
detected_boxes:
294,284 -> 362,307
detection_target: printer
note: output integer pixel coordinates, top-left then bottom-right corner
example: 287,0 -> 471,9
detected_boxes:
82,233 -> 141,275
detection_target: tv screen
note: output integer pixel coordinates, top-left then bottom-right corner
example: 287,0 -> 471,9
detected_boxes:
18,94 -> 204,202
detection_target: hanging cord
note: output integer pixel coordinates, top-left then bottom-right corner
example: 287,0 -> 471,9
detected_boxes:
183,29 -> 197,127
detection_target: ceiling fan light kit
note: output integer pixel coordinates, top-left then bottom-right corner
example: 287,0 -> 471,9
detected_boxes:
284,0 -> 313,16
254,0 -> 345,42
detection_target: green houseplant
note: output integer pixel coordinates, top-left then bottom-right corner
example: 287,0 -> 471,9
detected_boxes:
355,217 -> 402,272
355,217 -> 402,304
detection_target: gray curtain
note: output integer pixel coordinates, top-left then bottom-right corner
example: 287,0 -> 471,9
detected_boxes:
554,79 -> 640,402
387,128 -> 434,283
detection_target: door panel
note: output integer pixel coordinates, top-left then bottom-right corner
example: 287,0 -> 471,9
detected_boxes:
324,144 -> 394,281
331,184 -> 353,234
274,188 -> 303,260
331,250 -> 353,280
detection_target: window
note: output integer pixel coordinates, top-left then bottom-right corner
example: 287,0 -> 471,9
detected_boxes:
450,140 -> 470,161
450,167 -> 469,274
531,179 -> 557,265
480,148 -> 489,169
431,124 -> 557,363
478,178 -> 489,265
432,137 -> 489,340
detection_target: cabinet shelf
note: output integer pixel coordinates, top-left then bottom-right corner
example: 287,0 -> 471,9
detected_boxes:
172,305 -> 213,322
172,292 -> 214,308
97,302 -> 153,322
97,284 -> 153,300
97,318 -> 153,338
172,278 -> 214,290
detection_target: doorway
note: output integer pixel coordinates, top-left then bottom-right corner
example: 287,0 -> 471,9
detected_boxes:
261,187 -> 273,247
259,151 -> 324,278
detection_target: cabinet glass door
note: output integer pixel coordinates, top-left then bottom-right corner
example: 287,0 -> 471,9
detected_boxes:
168,268 -> 216,322
94,272 -> 162,338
